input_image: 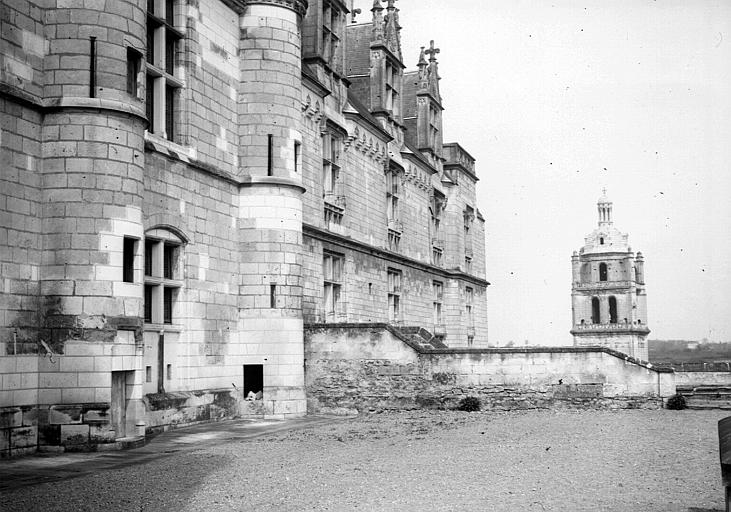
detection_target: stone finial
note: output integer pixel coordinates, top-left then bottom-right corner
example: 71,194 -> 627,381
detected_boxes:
352,8 -> 362,22
425,40 -> 440,62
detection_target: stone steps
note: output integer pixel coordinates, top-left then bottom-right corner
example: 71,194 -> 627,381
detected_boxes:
678,385 -> 731,410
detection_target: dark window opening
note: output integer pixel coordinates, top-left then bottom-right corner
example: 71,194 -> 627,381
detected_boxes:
165,32 -> 176,74
144,285 -> 153,323
146,75 -> 155,129
270,284 -> 277,308
599,262 -> 608,282
163,243 -> 176,279
243,364 -> 263,398
127,47 -> 142,97
145,366 -> 152,382
267,134 -> 274,176
165,84 -> 175,141
609,296 -> 618,324
165,0 -> 175,24
294,141 -> 301,173
144,242 -> 153,276
163,287 -> 174,324
166,364 -> 172,380
600,237 -> 604,245
591,297 -> 600,324
123,237 -> 136,283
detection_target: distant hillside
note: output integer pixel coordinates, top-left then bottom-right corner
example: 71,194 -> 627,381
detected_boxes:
648,339 -> 731,363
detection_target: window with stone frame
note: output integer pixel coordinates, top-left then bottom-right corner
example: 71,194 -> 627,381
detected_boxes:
146,0 -> 184,142
465,286 -> 474,328
385,60 -> 400,118
323,252 -> 344,322
430,192 -> 445,266
429,104 -> 440,149
386,170 -> 401,229
463,206 -> 474,261
144,230 -> 183,325
387,268 -> 402,323
323,132 -> 345,228
432,280 -> 444,329
321,0 -> 343,72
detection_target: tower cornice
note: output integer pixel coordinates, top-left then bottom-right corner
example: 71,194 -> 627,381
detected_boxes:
223,0 -> 309,16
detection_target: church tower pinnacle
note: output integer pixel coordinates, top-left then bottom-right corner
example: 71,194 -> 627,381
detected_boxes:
570,191 -> 650,361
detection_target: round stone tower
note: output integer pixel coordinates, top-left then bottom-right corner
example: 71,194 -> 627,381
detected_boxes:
570,191 -> 650,361
236,0 -> 308,417
39,0 -> 148,441
41,0 -> 147,347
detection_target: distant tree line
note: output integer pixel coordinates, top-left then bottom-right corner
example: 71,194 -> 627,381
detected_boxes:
649,339 -> 731,363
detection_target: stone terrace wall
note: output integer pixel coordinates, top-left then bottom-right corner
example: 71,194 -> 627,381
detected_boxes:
304,324 -> 675,414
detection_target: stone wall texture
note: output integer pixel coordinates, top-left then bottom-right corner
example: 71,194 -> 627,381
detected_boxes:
305,325 -> 675,414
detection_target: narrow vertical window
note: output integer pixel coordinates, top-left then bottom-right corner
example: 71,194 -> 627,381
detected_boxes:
145,366 -> 152,383
323,253 -> 343,321
599,262 -> 608,282
166,364 -> 172,380
165,84 -> 176,141
387,269 -> 402,323
163,287 -> 173,324
123,237 -> 136,283
267,134 -> 274,176
294,141 -> 301,173
163,243 -> 176,279
144,285 -> 153,323
609,296 -> 618,324
591,297 -> 600,324
270,284 -> 277,308
127,47 -> 142,97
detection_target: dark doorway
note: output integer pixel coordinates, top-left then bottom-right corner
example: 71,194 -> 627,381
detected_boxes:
243,364 -> 264,397
609,296 -> 618,324
599,263 -> 608,282
591,297 -> 600,324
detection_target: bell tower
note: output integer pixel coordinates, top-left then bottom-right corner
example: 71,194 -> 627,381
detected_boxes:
570,191 -> 650,361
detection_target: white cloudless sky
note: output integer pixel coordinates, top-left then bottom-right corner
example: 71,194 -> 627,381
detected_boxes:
352,0 -> 731,344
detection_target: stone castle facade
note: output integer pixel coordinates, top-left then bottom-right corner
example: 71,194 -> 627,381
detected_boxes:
0,0 -> 488,454
570,192 -> 650,361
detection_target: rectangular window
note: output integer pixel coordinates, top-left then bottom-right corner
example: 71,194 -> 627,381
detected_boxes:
147,0 -> 182,141
126,47 -> 142,97
145,366 -> 152,383
123,237 -> 136,283
163,287 -> 174,324
165,84 -> 176,141
433,280 -> 443,326
294,141 -> 301,173
144,285 -> 153,323
323,252 -> 343,321
163,243 -> 176,279
166,364 -> 172,380
321,0 -> 341,70
465,287 -> 474,327
144,242 -> 153,276
145,237 -> 182,325
270,284 -> 277,309
387,269 -> 401,323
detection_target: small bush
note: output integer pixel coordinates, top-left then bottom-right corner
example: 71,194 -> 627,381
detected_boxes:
666,394 -> 687,410
457,396 -> 481,412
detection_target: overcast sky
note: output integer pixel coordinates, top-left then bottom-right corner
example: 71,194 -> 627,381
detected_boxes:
353,0 -> 731,344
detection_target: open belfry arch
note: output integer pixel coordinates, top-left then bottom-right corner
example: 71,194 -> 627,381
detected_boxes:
571,191 -> 650,361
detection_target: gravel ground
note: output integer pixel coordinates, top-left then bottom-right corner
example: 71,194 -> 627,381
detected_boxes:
0,409 -> 726,512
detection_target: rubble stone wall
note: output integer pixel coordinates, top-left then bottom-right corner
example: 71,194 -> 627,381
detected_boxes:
304,325 -> 674,414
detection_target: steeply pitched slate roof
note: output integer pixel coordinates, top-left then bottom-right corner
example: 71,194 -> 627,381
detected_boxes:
345,23 -> 372,77
402,138 -> 435,172
402,70 -> 419,120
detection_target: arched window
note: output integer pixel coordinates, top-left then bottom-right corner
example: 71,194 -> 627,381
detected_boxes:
144,227 -> 185,325
599,262 -> 608,282
608,296 -> 618,324
591,297 -> 600,324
